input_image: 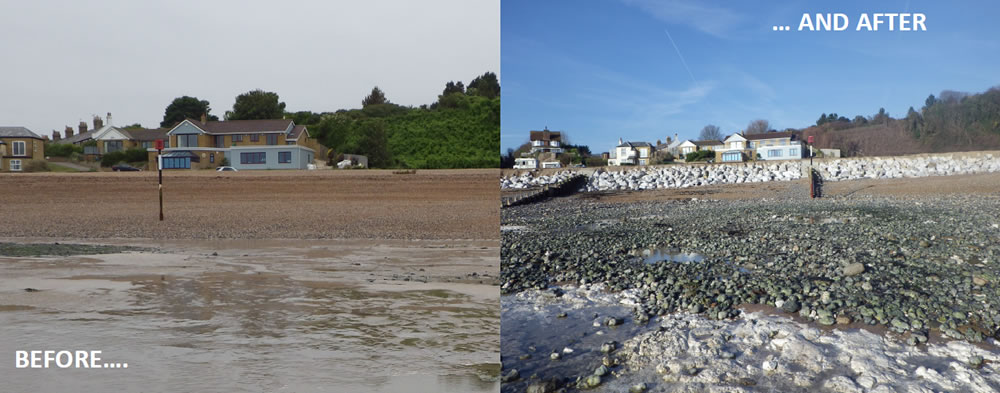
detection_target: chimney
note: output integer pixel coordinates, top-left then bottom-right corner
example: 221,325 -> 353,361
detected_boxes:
674,133 -> 678,143
618,137 -> 623,145
65,126 -> 74,138
93,115 -> 104,130
78,121 -> 88,134
106,112 -> 112,126
52,130 -> 61,141
200,113 -> 207,124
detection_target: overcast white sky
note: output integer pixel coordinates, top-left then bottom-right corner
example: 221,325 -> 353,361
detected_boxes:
0,0 -> 499,134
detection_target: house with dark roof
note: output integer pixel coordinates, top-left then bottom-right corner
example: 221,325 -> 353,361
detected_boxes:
529,129 -> 563,154
51,113 -> 168,159
0,127 -> 45,172
151,117 -> 319,170
609,138 -> 653,166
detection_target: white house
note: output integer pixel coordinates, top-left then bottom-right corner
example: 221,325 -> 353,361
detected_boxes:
746,132 -> 806,161
513,157 -> 538,169
609,139 -> 653,166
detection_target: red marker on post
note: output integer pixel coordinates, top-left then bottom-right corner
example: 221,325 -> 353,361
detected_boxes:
155,139 -> 164,221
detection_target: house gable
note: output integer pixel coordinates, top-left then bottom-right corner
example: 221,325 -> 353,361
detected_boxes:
94,127 -> 130,141
167,120 -> 207,136
723,134 -> 747,143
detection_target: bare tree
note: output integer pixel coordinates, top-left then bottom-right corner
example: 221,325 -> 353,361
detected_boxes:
745,119 -> 770,134
699,124 -> 722,141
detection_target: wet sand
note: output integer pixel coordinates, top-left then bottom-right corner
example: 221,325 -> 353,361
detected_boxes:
0,238 -> 500,392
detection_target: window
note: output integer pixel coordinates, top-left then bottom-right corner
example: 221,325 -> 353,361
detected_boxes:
250,134 -> 260,142
723,152 -> 742,162
13,141 -> 26,156
210,153 -> 215,163
178,134 -> 198,147
240,152 -> 266,164
278,151 -> 291,163
532,140 -> 543,146
11,159 -> 22,171
104,141 -> 123,153
639,149 -> 648,158
768,149 -> 783,157
550,141 -> 560,147
162,157 -> 190,169
232,134 -> 243,142
141,141 -> 153,149
215,135 -> 225,148
789,148 -> 797,156
267,134 -> 277,145
286,140 -> 296,145
84,145 -> 99,155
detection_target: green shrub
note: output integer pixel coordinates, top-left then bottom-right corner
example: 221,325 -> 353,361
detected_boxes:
685,150 -> 715,162
44,143 -> 83,158
101,151 -> 126,167
123,148 -> 147,163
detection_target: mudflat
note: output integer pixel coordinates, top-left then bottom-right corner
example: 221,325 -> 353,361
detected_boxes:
0,169 -> 500,240
0,169 -> 501,392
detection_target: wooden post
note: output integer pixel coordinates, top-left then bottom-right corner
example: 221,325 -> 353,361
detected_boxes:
156,139 -> 164,221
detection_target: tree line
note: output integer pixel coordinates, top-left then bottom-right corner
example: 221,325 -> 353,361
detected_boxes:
151,72 -> 499,169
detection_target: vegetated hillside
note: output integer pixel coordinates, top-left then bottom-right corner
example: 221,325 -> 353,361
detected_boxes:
800,86 -> 1000,157
309,73 -> 500,169
387,95 -> 500,169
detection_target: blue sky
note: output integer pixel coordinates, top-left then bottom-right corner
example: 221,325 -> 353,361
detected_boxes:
501,0 -> 1000,152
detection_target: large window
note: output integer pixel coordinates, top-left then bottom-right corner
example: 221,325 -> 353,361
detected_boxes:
278,151 -> 292,163
267,134 -> 278,145
104,140 -> 123,153
84,145 -> 99,155
178,134 -> 198,147
162,157 -> 190,169
767,149 -> 783,158
13,141 -> 25,156
232,134 -> 243,142
11,159 -> 22,171
141,141 -> 152,149
240,152 -> 266,164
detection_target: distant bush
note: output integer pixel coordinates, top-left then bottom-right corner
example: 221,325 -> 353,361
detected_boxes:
44,143 -> 82,158
23,160 -> 51,172
101,151 -> 126,167
685,150 -> 714,162
584,157 -> 606,167
123,147 -> 147,163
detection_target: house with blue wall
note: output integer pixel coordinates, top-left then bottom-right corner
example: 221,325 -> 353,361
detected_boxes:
149,117 -> 320,170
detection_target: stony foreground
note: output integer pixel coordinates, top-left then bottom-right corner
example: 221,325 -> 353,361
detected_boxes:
503,286 -> 1000,393
0,169 -> 499,240
502,188 -> 1000,344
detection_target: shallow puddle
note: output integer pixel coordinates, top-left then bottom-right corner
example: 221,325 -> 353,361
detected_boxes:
500,290 -> 646,392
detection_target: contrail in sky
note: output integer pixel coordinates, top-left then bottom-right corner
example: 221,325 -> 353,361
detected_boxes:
664,27 -> 697,85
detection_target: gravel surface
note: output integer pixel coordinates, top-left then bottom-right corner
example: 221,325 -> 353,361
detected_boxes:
0,169 -> 499,240
502,173 -> 1000,343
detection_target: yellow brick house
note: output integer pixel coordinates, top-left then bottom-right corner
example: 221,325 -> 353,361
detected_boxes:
0,127 -> 45,172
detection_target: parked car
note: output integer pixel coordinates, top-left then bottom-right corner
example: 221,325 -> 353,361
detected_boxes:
216,166 -> 238,172
112,164 -> 141,172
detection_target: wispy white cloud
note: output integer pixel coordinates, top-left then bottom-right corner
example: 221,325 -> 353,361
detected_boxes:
620,0 -> 745,38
